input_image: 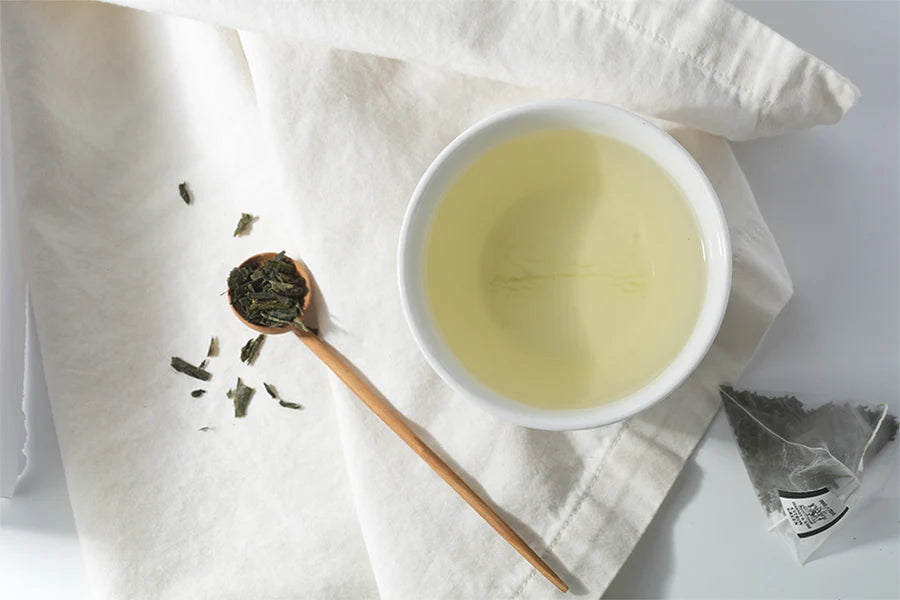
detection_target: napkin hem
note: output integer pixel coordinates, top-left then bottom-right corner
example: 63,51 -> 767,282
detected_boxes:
583,0 -> 860,137
105,0 -> 859,140
509,421 -> 631,599
510,391 -> 720,599
585,1 -> 774,110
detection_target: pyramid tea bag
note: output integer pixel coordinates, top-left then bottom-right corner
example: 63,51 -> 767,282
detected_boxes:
720,387 -> 897,563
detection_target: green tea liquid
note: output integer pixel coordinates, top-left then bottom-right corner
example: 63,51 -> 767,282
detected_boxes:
425,130 -> 706,409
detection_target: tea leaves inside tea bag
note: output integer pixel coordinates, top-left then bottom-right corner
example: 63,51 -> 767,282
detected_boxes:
720,386 -> 899,563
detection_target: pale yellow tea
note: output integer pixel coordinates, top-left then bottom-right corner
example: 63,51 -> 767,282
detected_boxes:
425,129 -> 706,409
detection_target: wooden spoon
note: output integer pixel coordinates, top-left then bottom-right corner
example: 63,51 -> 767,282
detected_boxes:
229,252 -> 568,593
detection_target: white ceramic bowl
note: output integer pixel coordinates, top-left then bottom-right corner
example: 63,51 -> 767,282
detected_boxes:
398,100 -> 731,430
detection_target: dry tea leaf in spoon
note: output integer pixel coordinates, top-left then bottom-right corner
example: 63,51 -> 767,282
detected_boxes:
227,251 -> 308,330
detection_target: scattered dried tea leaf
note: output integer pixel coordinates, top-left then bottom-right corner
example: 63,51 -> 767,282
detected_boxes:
233,212 -> 256,237
171,356 -> 211,381
191,389 -> 206,398
227,251 -> 309,330
227,377 -> 255,418
240,334 -> 265,365
263,381 -> 302,409
207,336 -> 219,357
198,426 -> 212,432
178,181 -> 191,205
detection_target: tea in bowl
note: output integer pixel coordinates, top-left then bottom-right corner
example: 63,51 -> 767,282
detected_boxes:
398,100 -> 730,430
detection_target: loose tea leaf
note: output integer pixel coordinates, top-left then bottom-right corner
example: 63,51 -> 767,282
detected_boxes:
191,389 -> 206,398
263,381 -> 302,409
227,377 -> 255,418
171,356 -> 211,381
240,334 -> 265,365
198,426 -> 212,432
227,251 -> 309,331
178,181 -> 192,205
197,336 -> 218,370
233,212 -> 256,237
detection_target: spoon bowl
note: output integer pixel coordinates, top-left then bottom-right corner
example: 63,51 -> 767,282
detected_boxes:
227,251 -> 314,335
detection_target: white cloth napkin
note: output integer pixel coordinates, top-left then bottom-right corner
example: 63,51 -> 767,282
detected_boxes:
1,1 -> 857,598
0,74 -> 28,498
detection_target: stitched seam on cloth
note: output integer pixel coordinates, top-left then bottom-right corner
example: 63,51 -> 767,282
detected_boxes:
509,420 -> 632,600
575,390 -> 712,597
580,0 -> 776,109
730,221 -> 770,263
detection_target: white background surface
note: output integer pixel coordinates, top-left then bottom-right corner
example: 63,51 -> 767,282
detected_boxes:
1,2 -> 898,598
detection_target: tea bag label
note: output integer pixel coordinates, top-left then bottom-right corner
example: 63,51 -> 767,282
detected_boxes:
778,488 -> 848,538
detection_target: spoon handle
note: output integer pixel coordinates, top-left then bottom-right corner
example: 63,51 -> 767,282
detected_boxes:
296,331 -> 568,593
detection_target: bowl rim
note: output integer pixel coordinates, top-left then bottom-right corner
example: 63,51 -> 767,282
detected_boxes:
398,99 -> 731,430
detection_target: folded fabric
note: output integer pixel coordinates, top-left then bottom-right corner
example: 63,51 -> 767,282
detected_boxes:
1,1 -> 855,598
